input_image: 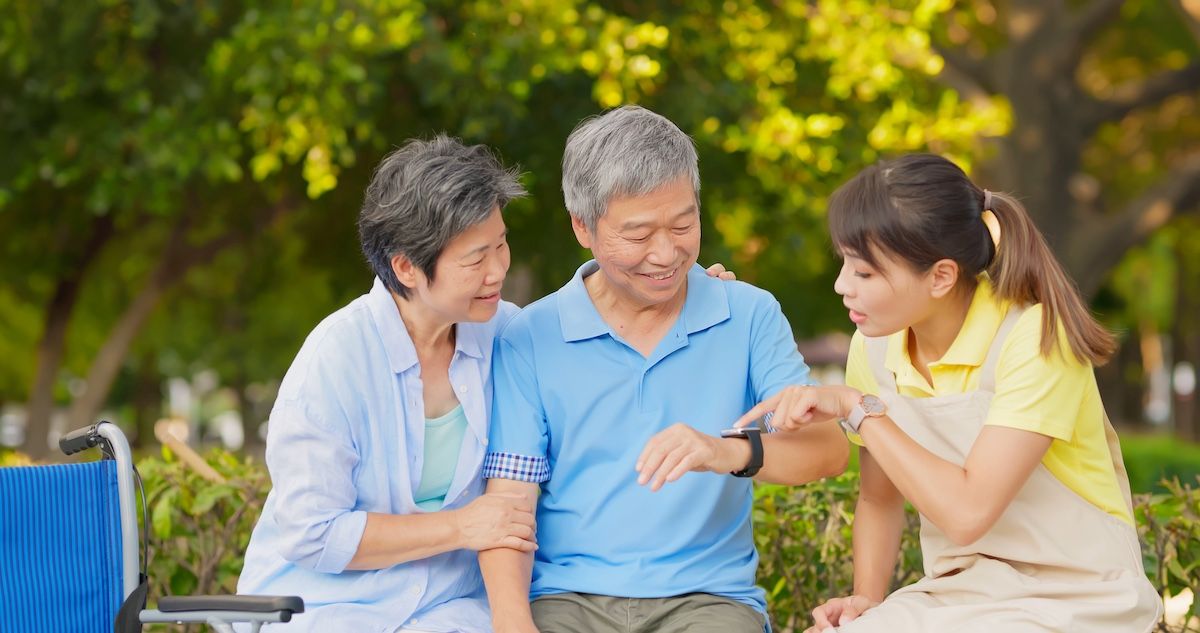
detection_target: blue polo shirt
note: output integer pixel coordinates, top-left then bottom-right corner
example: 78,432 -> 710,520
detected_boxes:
482,261 -> 812,616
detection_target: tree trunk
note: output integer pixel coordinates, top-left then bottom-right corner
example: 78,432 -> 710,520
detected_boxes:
130,352 -> 161,450
231,367 -> 263,453
63,248 -> 178,434
22,213 -> 115,458
986,4 -> 1096,283
942,0 -> 1200,298
1173,237 -> 1199,441
61,195 -> 294,435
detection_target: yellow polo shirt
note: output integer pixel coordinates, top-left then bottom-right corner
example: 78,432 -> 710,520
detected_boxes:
844,280 -> 1132,525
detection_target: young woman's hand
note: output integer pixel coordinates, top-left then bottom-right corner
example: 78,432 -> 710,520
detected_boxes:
704,262 -> 737,281
804,594 -> 879,632
733,385 -> 862,432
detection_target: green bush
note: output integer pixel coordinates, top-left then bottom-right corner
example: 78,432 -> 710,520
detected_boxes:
1121,434 -> 1200,495
754,472 -> 923,632
1137,478 -> 1200,632
0,448 -> 34,467
135,447 -> 269,631
129,451 -> 1199,632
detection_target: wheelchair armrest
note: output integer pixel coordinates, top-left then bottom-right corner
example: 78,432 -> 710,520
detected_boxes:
156,595 -> 304,615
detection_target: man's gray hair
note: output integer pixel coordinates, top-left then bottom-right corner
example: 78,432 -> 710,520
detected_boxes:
562,105 -> 699,231
358,135 -> 525,299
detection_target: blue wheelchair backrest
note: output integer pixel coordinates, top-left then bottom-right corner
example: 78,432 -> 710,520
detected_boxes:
0,460 -> 125,633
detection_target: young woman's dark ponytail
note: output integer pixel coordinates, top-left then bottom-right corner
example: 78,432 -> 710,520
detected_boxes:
828,154 -> 1116,366
984,191 -> 1116,365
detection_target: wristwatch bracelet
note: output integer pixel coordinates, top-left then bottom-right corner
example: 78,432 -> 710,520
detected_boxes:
727,427 -> 763,478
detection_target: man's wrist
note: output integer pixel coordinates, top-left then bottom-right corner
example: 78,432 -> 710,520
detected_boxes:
716,436 -> 752,473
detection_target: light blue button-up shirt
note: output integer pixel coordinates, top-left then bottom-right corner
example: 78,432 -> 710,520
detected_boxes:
238,278 -> 519,632
483,262 -> 813,620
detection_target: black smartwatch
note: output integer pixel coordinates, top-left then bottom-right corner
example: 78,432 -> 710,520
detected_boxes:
720,427 -> 763,478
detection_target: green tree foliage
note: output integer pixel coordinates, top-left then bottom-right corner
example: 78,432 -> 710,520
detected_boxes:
2,0 -> 1195,452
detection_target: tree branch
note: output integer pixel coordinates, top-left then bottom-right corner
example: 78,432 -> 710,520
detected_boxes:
1058,0 -> 1127,75
934,43 -> 996,95
1168,0 -> 1200,42
62,193 -> 298,431
1076,154 -> 1200,296
1083,62 -> 1200,131
1068,0 -> 1127,45
934,43 -> 995,97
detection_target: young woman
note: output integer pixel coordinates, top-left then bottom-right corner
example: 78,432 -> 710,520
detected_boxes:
736,154 -> 1161,632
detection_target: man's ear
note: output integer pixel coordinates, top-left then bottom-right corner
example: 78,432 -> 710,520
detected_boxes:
571,215 -> 592,249
390,253 -> 420,292
928,258 -> 961,299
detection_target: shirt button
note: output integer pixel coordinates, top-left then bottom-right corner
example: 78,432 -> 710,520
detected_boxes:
411,585 -> 422,595
458,384 -> 468,394
482,438 -> 489,447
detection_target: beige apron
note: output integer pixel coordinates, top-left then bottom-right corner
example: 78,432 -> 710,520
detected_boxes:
839,309 -> 1162,633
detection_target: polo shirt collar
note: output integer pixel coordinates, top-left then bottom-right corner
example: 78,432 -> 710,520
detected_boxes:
884,276 -> 1006,377
680,264 -> 731,334
366,277 -> 487,374
557,261 -> 731,342
558,262 -> 611,342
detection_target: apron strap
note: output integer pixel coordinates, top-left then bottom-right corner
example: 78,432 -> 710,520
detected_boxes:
977,307 -> 1026,394
864,335 -> 897,394
1102,412 -> 1137,514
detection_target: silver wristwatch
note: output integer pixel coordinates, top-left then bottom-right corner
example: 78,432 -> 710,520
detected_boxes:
840,394 -> 887,434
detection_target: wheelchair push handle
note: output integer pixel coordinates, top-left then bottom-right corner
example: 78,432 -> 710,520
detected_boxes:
59,424 -> 102,456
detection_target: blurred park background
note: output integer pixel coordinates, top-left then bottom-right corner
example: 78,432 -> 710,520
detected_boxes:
4,0 -> 1200,466
3,1 -> 1200,628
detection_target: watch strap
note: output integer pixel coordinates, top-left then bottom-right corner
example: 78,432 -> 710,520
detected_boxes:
730,427 -> 763,478
844,404 -> 867,434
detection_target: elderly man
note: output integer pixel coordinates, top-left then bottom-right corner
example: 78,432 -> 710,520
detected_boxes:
478,106 -> 849,633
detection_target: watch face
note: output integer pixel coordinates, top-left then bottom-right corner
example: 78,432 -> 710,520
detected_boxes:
862,395 -> 886,416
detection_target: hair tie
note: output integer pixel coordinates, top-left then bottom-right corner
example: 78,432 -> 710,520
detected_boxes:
981,189 -> 1001,248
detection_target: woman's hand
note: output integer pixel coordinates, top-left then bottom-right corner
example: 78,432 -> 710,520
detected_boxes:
803,595 -> 879,632
453,492 -> 537,552
734,385 -> 862,432
704,262 -> 737,281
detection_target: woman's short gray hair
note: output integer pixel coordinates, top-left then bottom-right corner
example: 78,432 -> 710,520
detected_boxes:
358,136 -> 525,299
562,105 -> 700,232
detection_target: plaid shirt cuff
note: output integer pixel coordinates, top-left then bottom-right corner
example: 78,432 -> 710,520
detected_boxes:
482,452 -> 550,483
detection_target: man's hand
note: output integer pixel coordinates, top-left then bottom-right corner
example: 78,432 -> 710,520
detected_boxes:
452,492 -> 537,552
803,595 -> 878,632
734,385 -> 862,432
635,423 -> 751,491
704,262 -> 736,281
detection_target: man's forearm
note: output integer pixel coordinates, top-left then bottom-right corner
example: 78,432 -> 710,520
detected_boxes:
755,420 -> 849,484
479,545 -> 536,629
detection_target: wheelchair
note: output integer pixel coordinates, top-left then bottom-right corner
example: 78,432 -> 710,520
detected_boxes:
0,421 -> 303,632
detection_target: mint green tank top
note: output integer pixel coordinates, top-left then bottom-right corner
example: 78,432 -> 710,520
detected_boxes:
413,404 -> 468,511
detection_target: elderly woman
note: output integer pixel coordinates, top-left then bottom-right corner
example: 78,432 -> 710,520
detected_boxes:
238,135 -> 734,632
237,136 -> 534,632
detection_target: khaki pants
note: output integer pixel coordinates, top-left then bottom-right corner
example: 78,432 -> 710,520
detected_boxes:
531,592 -> 766,633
